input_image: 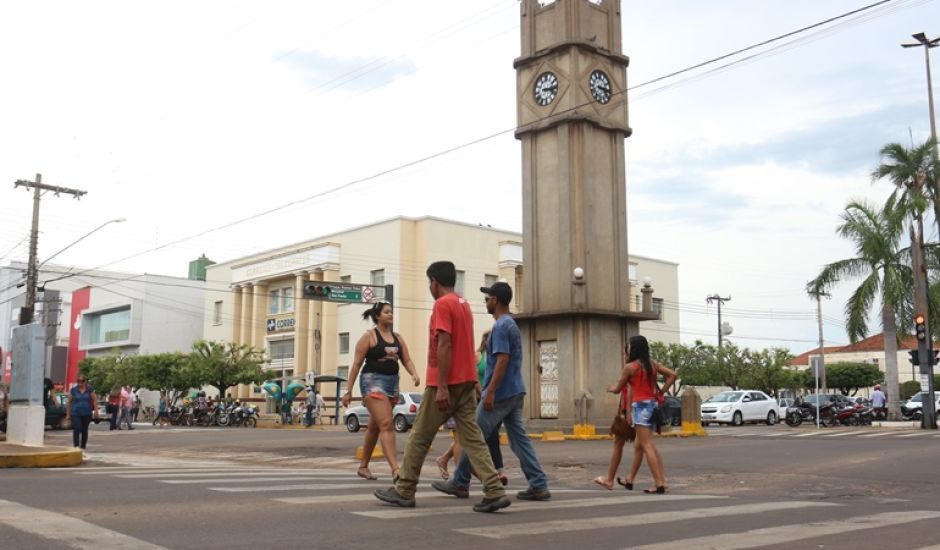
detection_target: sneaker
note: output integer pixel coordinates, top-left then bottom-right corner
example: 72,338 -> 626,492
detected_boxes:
81,452 -> 88,460
373,487 -> 415,508
473,495 -> 511,513
431,479 -> 469,499
517,487 -> 552,501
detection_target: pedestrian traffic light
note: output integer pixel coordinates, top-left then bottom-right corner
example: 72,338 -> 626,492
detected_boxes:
933,349 -> 940,366
915,313 -> 927,342
909,349 -> 920,366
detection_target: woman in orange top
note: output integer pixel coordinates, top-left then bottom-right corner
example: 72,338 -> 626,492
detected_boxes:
596,335 -> 676,493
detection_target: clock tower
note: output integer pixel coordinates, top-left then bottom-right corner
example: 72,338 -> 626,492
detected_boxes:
514,0 -> 656,426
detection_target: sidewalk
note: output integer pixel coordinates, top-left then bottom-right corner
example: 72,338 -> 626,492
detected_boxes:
0,440 -> 82,468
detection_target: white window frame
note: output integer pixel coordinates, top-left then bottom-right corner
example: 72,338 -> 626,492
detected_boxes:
370,269 -> 385,286
213,300 -> 223,325
339,332 -> 350,354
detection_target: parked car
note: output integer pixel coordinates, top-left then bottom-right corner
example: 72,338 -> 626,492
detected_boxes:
802,393 -> 856,409
901,392 -> 940,419
44,392 -> 69,430
777,397 -> 795,420
662,395 -> 681,427
700,390 -> 777,426
344,392 -> 422,433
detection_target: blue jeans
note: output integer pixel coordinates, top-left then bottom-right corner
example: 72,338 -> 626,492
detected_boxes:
453,393 -> 548,491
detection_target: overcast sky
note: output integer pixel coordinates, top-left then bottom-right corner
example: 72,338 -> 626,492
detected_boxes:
1,0 -> 938,353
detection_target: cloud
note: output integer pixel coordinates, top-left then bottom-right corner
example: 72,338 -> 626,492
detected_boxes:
276,50 -> 417,92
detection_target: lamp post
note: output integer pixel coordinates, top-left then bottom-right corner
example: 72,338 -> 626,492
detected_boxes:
38,217 -> 126,269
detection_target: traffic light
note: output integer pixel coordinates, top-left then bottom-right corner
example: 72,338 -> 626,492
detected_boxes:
915,313 -> 927,342
302,283 -> 331,299
909,349 -> 920,366
933,349 -> 940,366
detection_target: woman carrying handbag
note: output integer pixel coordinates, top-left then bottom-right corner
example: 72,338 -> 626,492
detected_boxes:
594,335 -> 676,493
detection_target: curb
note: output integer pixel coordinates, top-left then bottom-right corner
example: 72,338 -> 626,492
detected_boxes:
0,445 -> 83,468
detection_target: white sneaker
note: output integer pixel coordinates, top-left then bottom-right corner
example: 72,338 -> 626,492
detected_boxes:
82,452 -> 88,460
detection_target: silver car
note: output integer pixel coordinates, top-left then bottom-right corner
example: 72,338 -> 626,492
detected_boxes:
344,392 -> 422,433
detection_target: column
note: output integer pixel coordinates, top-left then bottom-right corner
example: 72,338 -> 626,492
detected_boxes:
308,271 -> 323,376
231,285 -> 243,344
319,267 -> 339,377
251,281 -> 268,351
238,283 -> 254,400
293,271 -> 310,381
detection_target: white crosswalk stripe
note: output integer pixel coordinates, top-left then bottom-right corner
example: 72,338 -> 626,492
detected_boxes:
454,501 -> 838,539
631,510 -> 940,550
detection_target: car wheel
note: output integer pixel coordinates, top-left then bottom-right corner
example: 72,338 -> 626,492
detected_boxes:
345,415 -> 360,433
393,414 -> 409,433
731,411 -> 743,426
766,411 -> 777,426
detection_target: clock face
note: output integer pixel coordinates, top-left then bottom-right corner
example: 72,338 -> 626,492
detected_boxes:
589,70 -> 612,104
533,72 -> 558,106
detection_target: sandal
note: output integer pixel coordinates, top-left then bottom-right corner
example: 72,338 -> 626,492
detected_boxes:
643,486 -> 666,494
435,457 -> 450,480
616,477 -> 633,491
357,467 -> 377,481
593,476 -> 613,491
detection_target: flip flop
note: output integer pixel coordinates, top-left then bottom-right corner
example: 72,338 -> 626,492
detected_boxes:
643,486 -> 667,494
593,476 -> 613,490
357,467 -> 377,481
616,477 -> 633,491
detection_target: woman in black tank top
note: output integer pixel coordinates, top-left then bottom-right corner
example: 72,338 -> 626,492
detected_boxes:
341,301 -> 420,481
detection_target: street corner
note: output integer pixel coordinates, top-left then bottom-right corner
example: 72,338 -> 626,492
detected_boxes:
0,443 -> 82,468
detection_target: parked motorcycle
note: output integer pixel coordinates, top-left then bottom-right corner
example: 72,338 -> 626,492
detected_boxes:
833,404 -> 860,426
785,399 -> 835,427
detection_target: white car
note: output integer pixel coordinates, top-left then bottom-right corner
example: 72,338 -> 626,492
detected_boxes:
700,390 -> 778,426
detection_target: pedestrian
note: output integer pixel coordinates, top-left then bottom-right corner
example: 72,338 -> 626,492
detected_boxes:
435,331 -> 506,483
342,301 -> 420,481
65,375 -> 99,458
305,386 -> 317,427
432,282 -> 550,502
597,335 -> 676,494
154,392 -> 170,427
871,384 -> 887,420
108,386 -> 122,430
281,397 -> 292,425
131,388 -> 140,422
120,385 -> 135,430
374,261 -> 509,513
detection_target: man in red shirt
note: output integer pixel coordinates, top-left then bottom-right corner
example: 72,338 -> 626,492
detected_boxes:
374,261 -> 509,513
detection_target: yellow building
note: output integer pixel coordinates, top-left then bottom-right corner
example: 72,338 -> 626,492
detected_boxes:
202,216 -> 678,408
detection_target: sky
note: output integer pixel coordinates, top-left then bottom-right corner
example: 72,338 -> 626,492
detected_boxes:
1,0 -> 938,354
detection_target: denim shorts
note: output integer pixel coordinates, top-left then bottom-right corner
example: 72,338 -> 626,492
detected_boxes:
632,399 -> 657,427
359,372 -> 399,403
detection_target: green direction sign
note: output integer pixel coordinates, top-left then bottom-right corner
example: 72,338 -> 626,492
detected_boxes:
303,282 -> 386,304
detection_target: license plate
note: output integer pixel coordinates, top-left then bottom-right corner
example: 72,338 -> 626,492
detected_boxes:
701,414 -> 715,420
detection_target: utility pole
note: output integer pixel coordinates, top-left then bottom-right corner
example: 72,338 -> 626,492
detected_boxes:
13,174 -> 87,325
706,294 -> 731,347
808,288 -> 830,393
902,33 -> 939,430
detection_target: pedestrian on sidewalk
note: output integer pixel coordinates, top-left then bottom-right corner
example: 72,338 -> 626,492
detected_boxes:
120,385 -> 135,430
432,282 -> 549,502
65,375 -> 99,457
305,386 -> 317,427
374,261 -> 509,513
107,387 -> 121,430
342,301 -> 420,481
154,392 -> 170,427
871,384 -> 887,420
599,336 -> 676,494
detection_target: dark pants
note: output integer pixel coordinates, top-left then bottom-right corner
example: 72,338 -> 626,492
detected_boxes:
109,407 -> 118,430
487,420 -> 504,470
305,405 -> 315,426
72,415 -> 92,449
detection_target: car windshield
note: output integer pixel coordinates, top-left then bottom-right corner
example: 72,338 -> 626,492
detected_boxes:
408,393 -> 422,404
704,392 -> 743,403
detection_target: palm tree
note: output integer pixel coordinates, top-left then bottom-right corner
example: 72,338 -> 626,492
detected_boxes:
808,200 -> 910,418
873,139 -> 938,231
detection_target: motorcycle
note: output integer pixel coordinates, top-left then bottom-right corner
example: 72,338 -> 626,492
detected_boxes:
785,399 -> 835,427
833,404 -> 860,426
854,404 -> 874,425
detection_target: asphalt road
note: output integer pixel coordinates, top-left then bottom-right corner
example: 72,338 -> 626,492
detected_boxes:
1,422 -> 939,549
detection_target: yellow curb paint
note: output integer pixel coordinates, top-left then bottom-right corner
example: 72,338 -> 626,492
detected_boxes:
355,446 -> 384,460
541,431 -> 566,442
572,424 -> 596,436
0,448 -> 82,468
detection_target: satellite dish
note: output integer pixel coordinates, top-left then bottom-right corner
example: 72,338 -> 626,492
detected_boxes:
720,322 -> 733,336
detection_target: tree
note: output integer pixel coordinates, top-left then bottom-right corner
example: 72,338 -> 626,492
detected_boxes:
650,340 -> 711,394
874,139 -> 939,248
189,340 -> 266,400
712,343 -> 753,390
741,348 -> 794,397
136,352 -> 198,406
78,350 -> 138,395
808,200 -> 909,419
824,362 -> 883,396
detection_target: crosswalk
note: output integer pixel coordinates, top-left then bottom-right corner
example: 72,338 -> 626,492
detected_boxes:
35,458 -> 940,549
706,427 -> 940,439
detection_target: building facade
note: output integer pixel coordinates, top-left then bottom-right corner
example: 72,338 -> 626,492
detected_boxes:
202,216 -> 679,410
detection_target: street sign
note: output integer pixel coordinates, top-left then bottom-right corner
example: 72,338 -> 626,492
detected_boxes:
921,374 -> 930,393
810,357 -> 825,379
302,282 -> 388,304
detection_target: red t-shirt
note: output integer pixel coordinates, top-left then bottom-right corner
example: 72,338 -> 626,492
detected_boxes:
426,293 -> 477,388
628,360 -> 659,402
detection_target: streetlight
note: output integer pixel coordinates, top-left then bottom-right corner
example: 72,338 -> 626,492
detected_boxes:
38,217 -> 126,268
902,33 -> 939,151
